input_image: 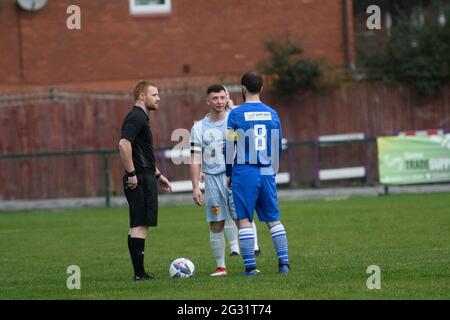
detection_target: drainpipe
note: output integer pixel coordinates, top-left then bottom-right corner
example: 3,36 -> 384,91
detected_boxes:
342,0 -> 351,71
16,4 -> 25,81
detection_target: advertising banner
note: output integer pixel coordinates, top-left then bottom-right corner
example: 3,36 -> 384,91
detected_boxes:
377,135 -> 450,185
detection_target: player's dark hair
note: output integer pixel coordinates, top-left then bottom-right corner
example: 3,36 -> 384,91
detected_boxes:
207,84 -> 226,95
241,72 -> 263,94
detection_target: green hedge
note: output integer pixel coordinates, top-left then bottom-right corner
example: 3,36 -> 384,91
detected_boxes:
365,2 -> 450,96
259,35 -> 322,98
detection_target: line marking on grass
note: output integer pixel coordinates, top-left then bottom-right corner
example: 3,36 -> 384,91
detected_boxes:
324,197 -> 350,202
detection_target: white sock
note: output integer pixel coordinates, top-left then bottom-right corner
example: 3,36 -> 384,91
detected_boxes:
210,231 -> 226,268
224,219 -> 240,254
252,221 -> 260,251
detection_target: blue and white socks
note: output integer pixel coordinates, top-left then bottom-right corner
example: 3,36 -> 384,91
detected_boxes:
239,227 -> 256,271
270,224 -> 289,267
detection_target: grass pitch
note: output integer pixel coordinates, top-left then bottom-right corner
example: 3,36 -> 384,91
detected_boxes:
0,193 -> 449,300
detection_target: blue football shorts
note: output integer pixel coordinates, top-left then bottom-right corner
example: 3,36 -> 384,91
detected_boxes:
231,164 -> 280,222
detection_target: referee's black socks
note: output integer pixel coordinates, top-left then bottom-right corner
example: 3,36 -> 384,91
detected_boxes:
128,236 -> 146,277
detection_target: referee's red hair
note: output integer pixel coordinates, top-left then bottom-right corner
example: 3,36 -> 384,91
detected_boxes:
133,80 -> 157,101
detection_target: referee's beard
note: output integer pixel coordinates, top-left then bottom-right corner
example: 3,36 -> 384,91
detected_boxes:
145,101 -> 159,111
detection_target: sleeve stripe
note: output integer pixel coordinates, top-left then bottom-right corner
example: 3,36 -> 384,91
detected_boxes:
190,146 -> 202,153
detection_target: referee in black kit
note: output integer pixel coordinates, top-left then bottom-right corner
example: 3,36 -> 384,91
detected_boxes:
119,80 -> 172,281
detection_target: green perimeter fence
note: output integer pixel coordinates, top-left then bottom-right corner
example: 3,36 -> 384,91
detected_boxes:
0,138 -> 379,207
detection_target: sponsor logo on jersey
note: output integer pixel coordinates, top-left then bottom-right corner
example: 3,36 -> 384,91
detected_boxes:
244,112 -> 272,121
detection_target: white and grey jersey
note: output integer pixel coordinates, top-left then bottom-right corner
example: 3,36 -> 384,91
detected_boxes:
190,113 -> 228,175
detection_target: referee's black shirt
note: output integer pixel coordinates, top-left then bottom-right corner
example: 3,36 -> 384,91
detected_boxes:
120,106 -> 156,174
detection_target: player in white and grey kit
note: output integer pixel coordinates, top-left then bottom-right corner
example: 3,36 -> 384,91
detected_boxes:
190,84 -> 238,276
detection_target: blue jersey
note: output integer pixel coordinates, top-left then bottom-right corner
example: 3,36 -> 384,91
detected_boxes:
225,102 -> 282,177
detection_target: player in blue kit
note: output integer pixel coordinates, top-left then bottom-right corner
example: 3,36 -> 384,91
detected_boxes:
225,72 -> 290,275
223,86 -> 261,257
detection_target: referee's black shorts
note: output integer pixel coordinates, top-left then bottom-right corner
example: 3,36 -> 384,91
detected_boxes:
123,173 -> 158,228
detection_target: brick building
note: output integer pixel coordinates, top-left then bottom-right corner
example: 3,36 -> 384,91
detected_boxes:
1,1 -> 450,200
0,0 -> 355,89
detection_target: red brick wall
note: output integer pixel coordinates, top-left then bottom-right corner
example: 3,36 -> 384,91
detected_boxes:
1,0 -> 350,86
0,1 -> 21,83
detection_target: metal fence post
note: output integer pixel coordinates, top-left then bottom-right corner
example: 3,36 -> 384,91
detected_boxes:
103,152 -> 111,208
313,136 -> 321,188
364,132 -> 371,185
286,141 -> 295,185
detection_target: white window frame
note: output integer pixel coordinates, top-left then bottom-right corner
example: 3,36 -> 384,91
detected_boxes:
129,0 -> 172,15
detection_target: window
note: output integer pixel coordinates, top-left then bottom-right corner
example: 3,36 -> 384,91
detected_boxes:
129,0 -> 172,15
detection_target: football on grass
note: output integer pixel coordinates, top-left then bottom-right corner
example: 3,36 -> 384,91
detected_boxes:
169,258 -> 195,278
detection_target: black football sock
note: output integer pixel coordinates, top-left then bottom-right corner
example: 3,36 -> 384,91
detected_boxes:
129,237 -> 146,277
127,235 -> 132,255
